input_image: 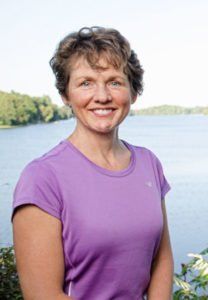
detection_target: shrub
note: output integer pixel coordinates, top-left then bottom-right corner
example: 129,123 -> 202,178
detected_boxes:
0,246 -> 23,299
173,248 -> 208,299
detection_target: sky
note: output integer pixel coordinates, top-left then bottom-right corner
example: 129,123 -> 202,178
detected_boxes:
0,0 -> 208,109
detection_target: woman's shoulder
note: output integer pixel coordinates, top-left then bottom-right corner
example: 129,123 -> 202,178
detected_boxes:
34,139 -> 68,163
21,139 -> 69,173
12,142 -> 64,222
126,141 -> 159,160
125,141 -> 165,171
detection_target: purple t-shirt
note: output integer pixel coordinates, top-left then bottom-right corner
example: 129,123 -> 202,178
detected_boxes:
11,139 -> 171,299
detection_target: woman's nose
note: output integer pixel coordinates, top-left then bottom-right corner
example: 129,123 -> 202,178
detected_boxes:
93,84 -> 112,102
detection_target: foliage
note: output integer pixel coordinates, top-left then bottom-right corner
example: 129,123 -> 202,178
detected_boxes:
131,105 -> 208,116
173,248 -> 208,299
0,90 -> 73,126
0,246 -> 23,299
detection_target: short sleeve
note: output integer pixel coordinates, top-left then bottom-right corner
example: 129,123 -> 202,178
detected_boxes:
148,150 -> 171,200
11,161 -> 62,222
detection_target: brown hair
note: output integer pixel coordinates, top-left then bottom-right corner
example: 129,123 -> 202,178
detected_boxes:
49,26 -> 144,99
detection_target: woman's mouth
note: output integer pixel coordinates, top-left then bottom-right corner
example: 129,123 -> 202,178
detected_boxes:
90,108 -> 116,117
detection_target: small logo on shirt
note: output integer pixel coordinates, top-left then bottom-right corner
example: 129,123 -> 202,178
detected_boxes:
145,181 -> 153,187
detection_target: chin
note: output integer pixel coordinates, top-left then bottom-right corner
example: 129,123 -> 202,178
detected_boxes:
89,125 -> 116,134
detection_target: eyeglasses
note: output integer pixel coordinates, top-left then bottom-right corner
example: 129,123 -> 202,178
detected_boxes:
78,26 -> 105,38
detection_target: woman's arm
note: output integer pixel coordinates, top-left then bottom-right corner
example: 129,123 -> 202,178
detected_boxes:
12,204 -> 74,300
146,199 -> 174,300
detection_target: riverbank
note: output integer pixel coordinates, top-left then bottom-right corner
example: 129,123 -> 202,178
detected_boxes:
0,125 -> 15,129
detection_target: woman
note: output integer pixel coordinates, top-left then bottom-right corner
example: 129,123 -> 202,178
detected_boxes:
12,26 -> 174,300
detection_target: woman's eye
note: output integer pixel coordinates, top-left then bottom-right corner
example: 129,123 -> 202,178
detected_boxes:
81,81 -> 90,87
111,81 -> 121,87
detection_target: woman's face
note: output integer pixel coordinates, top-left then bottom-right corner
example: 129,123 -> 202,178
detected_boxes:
62,55 -> 137,135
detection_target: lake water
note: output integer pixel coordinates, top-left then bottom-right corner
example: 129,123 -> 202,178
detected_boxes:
1,115 -> 208,274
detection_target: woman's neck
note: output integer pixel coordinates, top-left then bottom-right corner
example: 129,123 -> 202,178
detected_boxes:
66,127 -> 129,168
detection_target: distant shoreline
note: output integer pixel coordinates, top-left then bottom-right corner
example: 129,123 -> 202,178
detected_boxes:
0,125 -> 15,129
1,90 -> 207,128
0,113 -> 207,130
0,121 -> 61,129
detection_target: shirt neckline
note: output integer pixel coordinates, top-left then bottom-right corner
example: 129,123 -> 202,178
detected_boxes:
62,138 -> 136,177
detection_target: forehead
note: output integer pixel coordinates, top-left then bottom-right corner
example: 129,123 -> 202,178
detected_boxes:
69,56 -> 126,78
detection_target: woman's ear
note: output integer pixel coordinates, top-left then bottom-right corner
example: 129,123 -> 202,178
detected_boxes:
61,95 -> 71,107
131,95 -> 137,104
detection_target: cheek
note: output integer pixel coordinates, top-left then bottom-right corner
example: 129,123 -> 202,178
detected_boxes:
114,91 -> 132,106
69,90 -> 92,106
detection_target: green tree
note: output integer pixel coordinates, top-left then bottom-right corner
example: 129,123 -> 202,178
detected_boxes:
0,92 -> 16,125
0,90 -> 73,127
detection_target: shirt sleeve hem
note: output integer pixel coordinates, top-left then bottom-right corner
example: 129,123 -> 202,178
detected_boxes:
11,199 -> 61,222
161,184 -> 171,200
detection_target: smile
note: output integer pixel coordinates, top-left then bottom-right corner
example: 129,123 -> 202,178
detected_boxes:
90,109 -> 116,117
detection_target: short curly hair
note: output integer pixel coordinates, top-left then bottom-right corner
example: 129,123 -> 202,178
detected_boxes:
49,26 -> 144,99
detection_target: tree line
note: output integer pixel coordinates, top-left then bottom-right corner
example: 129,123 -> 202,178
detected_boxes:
0,90 -> 207,127
131,104 -> 208,116
0,90 -> 73,126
